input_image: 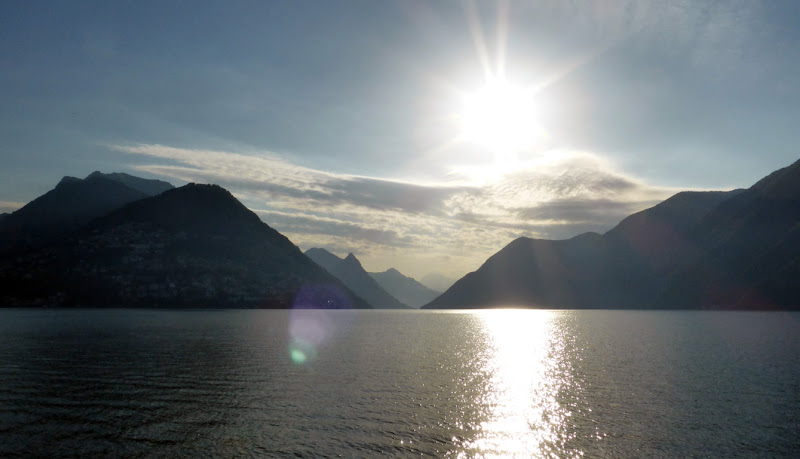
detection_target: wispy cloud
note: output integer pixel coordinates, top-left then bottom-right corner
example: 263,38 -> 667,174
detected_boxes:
112,143 -> 680,278
251,209 -> 416,248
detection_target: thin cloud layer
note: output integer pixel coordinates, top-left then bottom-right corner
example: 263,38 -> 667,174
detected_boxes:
114,144 -> 679,279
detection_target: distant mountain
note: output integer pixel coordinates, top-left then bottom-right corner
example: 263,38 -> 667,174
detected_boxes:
306,248 -> 410,309
424,159 -> 800,310
0,171 -> 174,254
0,184 -> 370,309
86,171 -> 174,196
369,268 -> 440,308
420,273 -> 456,292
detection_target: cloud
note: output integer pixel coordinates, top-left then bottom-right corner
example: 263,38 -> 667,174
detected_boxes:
112,143 -> 679,278
251,209 -> 415,248
317,176 -> 473,214
516,198 -> 655,226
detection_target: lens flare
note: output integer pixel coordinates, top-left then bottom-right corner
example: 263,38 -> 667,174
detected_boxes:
289,347 -> 309,364
286,292 -> 355,365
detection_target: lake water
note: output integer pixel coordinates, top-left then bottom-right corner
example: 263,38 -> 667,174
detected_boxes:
0,309 -> 798,457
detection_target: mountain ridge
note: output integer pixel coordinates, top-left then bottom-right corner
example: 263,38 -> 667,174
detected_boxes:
87,171 -> 174,196
0,182 -> 370,309
424,159 -> 800,310
369,268 -> 440,308
0,172 -> 172,254
305,248 -> 410,309
4,161 -> 799,310
0,172 -> 174,254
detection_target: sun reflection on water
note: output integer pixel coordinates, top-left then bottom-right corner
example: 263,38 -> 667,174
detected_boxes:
462,310 -> 584,458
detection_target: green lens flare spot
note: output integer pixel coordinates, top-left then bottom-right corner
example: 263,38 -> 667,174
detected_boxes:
290,347 -> 308,364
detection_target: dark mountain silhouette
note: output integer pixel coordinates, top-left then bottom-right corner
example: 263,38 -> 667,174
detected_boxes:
369,268 -> 440,308
657,159 -> 800,308
424,232 -> 632,309
420,273 -> 456,292
0,171 -> 174,254
424,159 -> 800,310
306,248 -> 410,309
605,190 -> 743,272
0,183 -> 370,309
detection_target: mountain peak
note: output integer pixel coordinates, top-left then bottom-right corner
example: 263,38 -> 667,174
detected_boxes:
56,176 -> 82,187
306,247 -> 336,257
306,249 -> 410,309
305,248 -> 342,269
425,158 -> 800,310
3,174 -> 152,253
370,267 -> 440,308
1,181 -> 370,309
85,171 -> 174,196
95,183 -> 264,235
343,253 -> 362,267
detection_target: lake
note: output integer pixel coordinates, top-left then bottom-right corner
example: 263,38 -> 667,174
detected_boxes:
0,309 -> 797,457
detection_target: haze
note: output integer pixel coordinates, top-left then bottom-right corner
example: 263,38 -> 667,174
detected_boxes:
2,0 -> 799,281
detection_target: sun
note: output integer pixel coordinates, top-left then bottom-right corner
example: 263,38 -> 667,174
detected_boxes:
460,77 -> 539,154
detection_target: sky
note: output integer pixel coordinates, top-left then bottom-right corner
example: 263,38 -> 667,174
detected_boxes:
2,0 -> 799,282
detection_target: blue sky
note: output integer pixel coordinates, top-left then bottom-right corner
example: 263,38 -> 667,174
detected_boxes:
2,0 -> 799,280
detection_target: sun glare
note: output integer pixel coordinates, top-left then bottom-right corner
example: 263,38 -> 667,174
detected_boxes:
460,77 -> 540,154
461,310 -> 580,456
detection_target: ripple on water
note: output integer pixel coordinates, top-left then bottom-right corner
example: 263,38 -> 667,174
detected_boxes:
0,309 -> 797,457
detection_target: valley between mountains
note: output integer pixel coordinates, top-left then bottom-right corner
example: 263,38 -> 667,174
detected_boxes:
2,159 -> 799,310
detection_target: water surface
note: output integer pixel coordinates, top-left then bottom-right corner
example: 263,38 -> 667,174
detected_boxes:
1,309 -> 797,457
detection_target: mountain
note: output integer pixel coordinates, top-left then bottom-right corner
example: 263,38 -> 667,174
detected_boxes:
424,191 -> 740,310
420,273 -> 456,292
656,159 -> 800,308
86,171 -> 174,196
0,171 -> 174,254
305,248 -> 410,309
423,232 -> 632,309
369,268 -> 440,308
605,190 -> 743,272
424,159 -> 800,310
0,183 -> 370,309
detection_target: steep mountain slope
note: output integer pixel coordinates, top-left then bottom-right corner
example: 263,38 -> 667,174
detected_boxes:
424,159 -> 800,310
657,159 -> 800,308
369,268 -> 440,308
0,172 -> 173,254
605,190 -> 742,272
0,184 -> 370,309
424,232 -> 643,309
306,248 -> 410,309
